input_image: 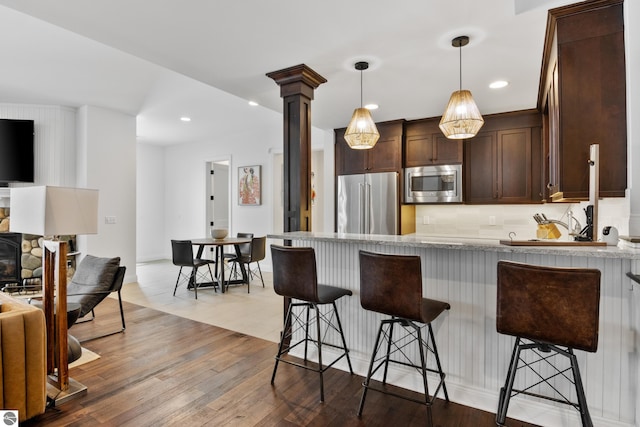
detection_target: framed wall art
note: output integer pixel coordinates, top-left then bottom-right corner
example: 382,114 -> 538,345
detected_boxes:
238,165 -> 261,205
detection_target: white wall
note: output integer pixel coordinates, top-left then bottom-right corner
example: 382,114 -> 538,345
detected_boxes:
77,105 -> 137,282
160,108 -> 281,262
137,143 -> 165,261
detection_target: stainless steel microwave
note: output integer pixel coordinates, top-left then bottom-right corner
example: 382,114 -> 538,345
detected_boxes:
404,165 -> 462,203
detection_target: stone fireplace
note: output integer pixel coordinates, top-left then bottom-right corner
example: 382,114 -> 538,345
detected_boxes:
0,232 -> 21,286
0,207 -> 76,291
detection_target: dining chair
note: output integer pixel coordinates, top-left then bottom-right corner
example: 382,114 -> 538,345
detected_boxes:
229,236 -> 266,292
223,232 -> 253,266
171,239 -> 216,299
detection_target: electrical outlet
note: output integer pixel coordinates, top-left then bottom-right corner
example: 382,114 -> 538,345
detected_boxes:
423,215 -> 430,225
105,216 -> 117,224
489,216 -> 496,226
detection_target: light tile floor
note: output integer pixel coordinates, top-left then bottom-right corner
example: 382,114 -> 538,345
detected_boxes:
116,260 -> 282,343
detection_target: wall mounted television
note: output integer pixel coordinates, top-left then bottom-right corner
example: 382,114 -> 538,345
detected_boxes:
0,119 -> 34,183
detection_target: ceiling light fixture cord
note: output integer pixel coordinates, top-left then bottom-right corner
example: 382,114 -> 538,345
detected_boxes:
360,68 -> 364,108
459,42 -> 462,91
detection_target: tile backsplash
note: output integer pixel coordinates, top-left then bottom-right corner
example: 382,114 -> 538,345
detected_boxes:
415,198 -> 629,241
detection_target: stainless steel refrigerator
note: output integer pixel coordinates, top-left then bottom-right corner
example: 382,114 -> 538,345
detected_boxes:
337,172 -> 398,235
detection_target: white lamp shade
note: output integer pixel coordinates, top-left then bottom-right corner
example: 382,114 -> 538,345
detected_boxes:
344,108 -> 380,149
439,90 -> 484,139
9,186 -> 99,236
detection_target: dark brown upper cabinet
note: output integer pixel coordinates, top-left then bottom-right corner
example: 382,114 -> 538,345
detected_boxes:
539,0 -> 627,201
463,110 -> 543,204
335,120 -> 404,175
404,118 -> 463,167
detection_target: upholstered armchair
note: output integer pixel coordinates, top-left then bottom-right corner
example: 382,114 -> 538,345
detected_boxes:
0,293 -> 47,422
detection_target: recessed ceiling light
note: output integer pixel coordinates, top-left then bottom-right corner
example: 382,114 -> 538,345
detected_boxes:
365,104 -> 379,110
180,117 -> 191,122
489,80 -> 509,89
248,101 -> 259,106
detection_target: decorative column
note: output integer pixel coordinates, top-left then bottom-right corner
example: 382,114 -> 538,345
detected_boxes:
267,64 -> 327,233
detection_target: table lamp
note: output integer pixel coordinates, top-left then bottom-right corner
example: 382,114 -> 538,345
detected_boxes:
10,186 -> 98,402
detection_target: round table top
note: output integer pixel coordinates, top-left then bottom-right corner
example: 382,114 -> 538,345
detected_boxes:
190,237 -> 251,246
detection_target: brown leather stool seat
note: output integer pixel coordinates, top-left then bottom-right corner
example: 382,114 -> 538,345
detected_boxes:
270,245 -> 353,402
496,261 -> 601,427
357,250 -> 450,426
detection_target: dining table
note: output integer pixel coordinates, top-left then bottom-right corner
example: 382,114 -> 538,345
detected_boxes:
190,237 -> 252,293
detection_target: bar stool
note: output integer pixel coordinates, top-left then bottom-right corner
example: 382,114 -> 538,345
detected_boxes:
496,261 -> 601,427
270,245 -> 353,402
357,250 -> 450,425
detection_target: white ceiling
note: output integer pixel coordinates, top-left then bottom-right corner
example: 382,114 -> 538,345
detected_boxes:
0,0 -> 576,145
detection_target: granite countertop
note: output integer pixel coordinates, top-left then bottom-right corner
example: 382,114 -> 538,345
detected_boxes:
267,231 -> 640,260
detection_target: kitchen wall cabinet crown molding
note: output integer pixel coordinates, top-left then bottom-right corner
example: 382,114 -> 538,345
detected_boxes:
539,0 -> 627,201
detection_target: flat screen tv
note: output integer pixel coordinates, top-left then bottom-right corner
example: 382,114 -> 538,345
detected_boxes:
0,119 -> 34,183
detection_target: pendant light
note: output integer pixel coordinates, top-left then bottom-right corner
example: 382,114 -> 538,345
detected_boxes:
439,36 -> 484,139
344,61 -> 380,150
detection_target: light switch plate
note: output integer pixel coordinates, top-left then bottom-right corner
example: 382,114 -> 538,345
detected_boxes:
105,216 -> 116,224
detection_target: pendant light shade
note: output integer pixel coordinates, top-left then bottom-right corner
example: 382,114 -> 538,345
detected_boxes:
344,62 -> 379,150
439,36 -> 484,139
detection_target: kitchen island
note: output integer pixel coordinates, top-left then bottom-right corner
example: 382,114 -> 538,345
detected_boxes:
267,231 -> 640,427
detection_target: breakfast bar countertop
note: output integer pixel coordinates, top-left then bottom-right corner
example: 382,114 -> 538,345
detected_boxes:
267,231 -> 640,260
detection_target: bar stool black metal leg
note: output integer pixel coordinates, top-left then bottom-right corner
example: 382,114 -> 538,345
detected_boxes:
332,302 -> 353,374
569,350 -> 593,427
496,338 -> 522,426
271,303 -> 294,385
358,321 -> 385,417
428,323 -> 449,402
314,303 -> 324,402
304,304 -> 311,362
415,323 -> 434,427
382,319 -> 395,385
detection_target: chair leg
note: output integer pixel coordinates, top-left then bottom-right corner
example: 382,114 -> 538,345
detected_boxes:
117,289 -> 126,331
332,302 -> 353,374
382,319 -> 395,385
315,303 -> 325,402
427,323 -> 449,402
304,304 -> 311,362
496,338 -> 522,426
271,303 -> 294,386
256,262 -> 265,287
173,266 -> 183,296
206,263 -> 217,293
569,349 -> 593,427
358,321 -> 386,417
191,267 -> 198,299
247,263 -> 250,294
414,323 -> 433,427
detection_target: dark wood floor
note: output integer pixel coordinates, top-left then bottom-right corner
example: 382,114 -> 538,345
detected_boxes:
24,298 -> 538,427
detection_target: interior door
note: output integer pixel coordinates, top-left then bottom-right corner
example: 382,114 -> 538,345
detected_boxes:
206,160 -> 230,259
